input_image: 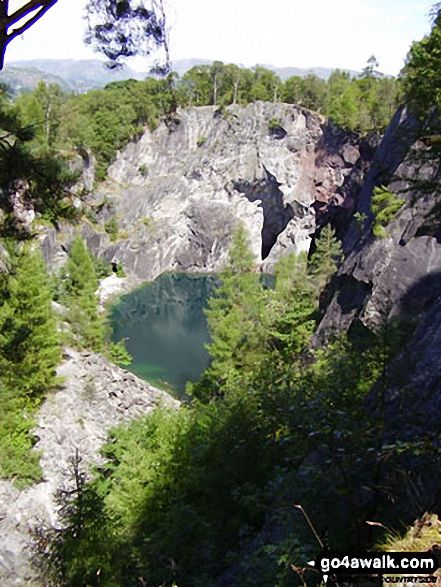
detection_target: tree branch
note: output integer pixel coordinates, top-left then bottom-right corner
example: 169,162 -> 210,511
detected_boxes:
0,0 -> 57,33
0,0 -> 58,70
7,1 -> 58,43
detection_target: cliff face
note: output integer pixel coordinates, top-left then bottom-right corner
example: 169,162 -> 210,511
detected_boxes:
0,349 -> 177,587
45,102 -> 370,281
316,106 -> 441,444
318,106 -> 441,334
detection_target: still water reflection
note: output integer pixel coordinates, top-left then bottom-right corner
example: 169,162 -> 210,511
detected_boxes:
110,273 -> 217,396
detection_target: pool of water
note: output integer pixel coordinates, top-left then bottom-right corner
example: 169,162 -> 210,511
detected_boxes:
110,273 -> 218,396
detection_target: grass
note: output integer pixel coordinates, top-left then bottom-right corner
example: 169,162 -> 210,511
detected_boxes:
0,397 -> 43,488
379,513 -> 441,555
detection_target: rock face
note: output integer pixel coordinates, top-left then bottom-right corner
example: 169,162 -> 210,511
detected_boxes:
53,102 -> 367,280
315,106 -> 441,445
0,348 -> 177,587
317,107 -> 441,335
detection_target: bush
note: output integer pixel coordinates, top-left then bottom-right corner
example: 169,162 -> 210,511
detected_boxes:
104,339 -> 131,365
138,163 -> 149,177
269,117 -> 281,129
371,185 -> 404,237
104,216 -> 119,241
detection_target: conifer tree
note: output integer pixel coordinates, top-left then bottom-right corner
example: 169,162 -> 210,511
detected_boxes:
0,243 -> 61,483
65,235 -> 104,352
0,243 -> 61,397
371,185 -> 404,238
401,9 -> 441,114
202,224 -> 266,395
309,224 -> 343,289
268,253 -> 317,368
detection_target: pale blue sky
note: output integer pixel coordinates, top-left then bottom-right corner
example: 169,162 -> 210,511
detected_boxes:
6,0 -> 434,75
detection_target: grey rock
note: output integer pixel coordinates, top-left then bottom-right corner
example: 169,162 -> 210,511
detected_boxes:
48,103 -> 361,280
0,349 -> 177,587
37,103 -> 365,281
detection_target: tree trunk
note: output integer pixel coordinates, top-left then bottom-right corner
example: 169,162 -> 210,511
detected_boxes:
233,80 -> 239,105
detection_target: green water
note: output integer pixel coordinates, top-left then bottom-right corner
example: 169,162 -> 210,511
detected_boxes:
110,273 -> 217,396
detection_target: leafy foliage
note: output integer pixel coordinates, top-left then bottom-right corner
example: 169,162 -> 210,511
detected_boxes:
43,280 -> 426,587
401,9 -> 441,115
85,0 -> 169,71
58,234 -> 131,365
0,82 -> 81,232
371,185 -> 405,237
309,224 -> 343,288
42,228 -> 433,586
0,241 -> 61,485
56,78 -> 172,179
63,234 -> 105,351
5,60 -> 401,186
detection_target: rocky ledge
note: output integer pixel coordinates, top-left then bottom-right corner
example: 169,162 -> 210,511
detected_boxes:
0,348 -> 177,587
41,102 -> 371,280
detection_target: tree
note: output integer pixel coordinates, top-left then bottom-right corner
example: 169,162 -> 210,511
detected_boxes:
300,73 -> 328,112
181,65 -> 212,106
266,253 -> 317,371
65,234 -> 105,351
0,0 -> 169,72
85,0 -> 169,71
0,0 -> 58,70
14,81 -> 66,148
281,75 -> 304,105
371,185 -> 404,238
0,242 -> 61,396
309,224 -> 343,288
201,224 -> 266,397
401,9 -> 441,114
223,64 -> 244,105
210,60 -> 225,106
249,66 -> 282,103
362,55 -> 379,79
0,242 -> 61,484
370,77 -> 401,130
325,70 -> 359,129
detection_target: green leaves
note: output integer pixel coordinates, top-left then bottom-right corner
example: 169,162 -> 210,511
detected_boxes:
371,185 -> 404,237
202,224 -> 267,397
0,242 -> 61,485
64,235 -> 105,352
401,10 -> 441,115
309,224 -> 343,288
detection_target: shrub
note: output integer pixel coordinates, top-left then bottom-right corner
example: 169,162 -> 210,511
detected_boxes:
138,163 -> 149,177
104,216 -> 119,241
269,117 -> 281,129
371,185 -> 404,238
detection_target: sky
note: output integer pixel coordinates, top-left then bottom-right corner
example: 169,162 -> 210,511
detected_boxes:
5,0 -> 435,76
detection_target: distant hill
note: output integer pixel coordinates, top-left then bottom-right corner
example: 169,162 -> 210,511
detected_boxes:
262,64 -> 359,81
170,58 -> 213,77
1,59 -> 148,94
170,59 -> 360,81
0,58 -> 362,95
0,65 -> 69,95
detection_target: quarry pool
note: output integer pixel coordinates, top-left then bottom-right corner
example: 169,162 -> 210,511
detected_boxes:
110,273 -> 217,397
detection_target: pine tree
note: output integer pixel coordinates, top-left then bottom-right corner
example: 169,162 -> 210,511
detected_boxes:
202,224 -> 266,396
0,243 -> 61,484
371,185 -> 404,238
401,10 -> 441,114
65,235 -> 104,352
268,253 -> 317,367
309,224 -> 343,289
0,243 -> 61,397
